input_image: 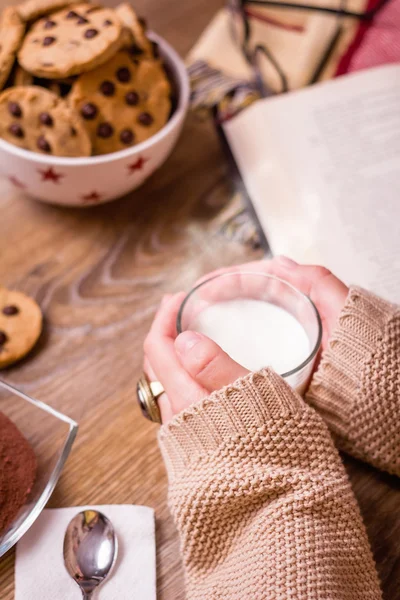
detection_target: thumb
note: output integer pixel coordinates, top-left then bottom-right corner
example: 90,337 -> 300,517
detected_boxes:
175,331 -> 249,393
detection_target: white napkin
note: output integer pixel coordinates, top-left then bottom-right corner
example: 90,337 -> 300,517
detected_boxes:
15,505 -> 156,600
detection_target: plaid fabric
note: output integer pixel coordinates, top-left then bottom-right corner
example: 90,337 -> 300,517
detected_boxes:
347,0 -> 400,72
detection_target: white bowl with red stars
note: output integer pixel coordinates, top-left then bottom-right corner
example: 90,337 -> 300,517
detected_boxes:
0,33 -> 189,207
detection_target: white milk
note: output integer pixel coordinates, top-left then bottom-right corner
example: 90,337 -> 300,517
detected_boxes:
192,298 -> 310,380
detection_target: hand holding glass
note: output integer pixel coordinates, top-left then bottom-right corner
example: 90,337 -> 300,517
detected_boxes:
177,272 -> 322,395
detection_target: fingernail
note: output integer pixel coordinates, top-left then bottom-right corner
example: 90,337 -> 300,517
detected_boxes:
276,256 -> 297,269
175,331 -> 203,355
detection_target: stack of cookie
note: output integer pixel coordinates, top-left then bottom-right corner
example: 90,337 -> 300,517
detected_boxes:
0,0 -> 172,157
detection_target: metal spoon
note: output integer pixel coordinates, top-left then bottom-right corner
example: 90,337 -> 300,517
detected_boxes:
63,510 -> 118,599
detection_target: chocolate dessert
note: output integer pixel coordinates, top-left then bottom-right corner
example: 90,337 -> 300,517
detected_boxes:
0,411 -> 36,536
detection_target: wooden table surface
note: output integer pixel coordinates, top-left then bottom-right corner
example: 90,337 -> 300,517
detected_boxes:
0,1 -> 261,596
1,1 -> 400,599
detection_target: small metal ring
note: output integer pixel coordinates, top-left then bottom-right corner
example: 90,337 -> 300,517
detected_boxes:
136,375 -> 164,423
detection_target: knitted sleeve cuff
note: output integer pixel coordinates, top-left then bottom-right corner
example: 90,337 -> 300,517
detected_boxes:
158,368 -> 304,481
306,287 -> 396,443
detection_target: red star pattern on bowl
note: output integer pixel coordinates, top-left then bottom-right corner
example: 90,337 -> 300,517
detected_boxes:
38,167 -> 65,184
8,175 -> 26,189
0,32 -> 190,206
81,191 -> 102,204
127,156 -> 149,174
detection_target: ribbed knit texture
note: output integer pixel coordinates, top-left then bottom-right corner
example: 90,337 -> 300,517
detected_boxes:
307,287 -> 400,476
159,369 -> 382,599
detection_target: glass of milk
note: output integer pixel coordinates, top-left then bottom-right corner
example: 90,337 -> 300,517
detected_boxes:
176,272 -> 322,396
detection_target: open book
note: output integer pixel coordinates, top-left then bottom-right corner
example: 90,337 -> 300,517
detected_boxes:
223,64 -> 400,303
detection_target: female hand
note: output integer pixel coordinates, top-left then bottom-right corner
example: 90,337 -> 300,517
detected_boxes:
143,257 -> 348,423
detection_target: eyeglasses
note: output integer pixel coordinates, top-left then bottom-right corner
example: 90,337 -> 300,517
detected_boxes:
228,0 -> 390,95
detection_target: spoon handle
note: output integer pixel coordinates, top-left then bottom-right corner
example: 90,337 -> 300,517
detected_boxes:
82,592 -> 93,600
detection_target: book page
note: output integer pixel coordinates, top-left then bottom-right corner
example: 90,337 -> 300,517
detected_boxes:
224,64 -> 400,302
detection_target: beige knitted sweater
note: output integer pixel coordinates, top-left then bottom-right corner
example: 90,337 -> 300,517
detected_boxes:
159,288 -> 399,599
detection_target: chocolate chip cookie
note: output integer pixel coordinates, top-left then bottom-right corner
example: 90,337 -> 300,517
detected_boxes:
0,86 -> 91,156
0,7 -> 26,90
18,4 -> 124,78
115,3 -> 152,57
0,288 -> 43,368
69,50 -> 171,154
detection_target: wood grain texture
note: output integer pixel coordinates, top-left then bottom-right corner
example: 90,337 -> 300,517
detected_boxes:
0,1 -> 399,598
